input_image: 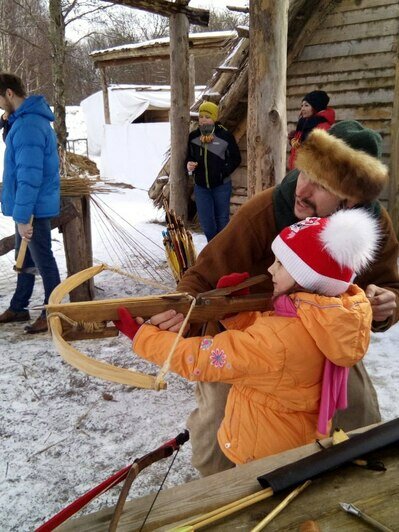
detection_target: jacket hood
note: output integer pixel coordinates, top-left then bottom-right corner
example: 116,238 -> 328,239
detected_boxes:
9,95 -> 55,124
316,107 -> 335,125
294,285 -> 372,366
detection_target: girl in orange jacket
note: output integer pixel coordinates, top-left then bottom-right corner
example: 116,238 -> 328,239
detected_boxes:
116,209 -> 379,466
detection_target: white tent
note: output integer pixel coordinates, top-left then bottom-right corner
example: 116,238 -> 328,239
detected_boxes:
81,85 -> 204,189
80,85 -> 172,156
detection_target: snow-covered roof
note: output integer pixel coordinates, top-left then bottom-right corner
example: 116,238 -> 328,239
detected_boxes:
90,30 -> 236,63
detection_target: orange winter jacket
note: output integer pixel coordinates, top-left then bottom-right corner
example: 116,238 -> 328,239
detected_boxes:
133,285 -> 372,465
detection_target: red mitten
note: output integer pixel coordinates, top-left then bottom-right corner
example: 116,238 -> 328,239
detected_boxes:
216,272 -> 250,296
114,307 -> 141,341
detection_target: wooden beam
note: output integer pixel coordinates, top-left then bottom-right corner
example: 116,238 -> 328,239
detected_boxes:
99,67 -> 110,125
102,0 -> 209,26
169,2 -> 190,220
61,197 -> 94,302
215,66 -> 240,73
389,56 -> 399,236
236,25 -> 249,38
247,0 -> 289,195
189,53 -> 195,105
227,4 -> 249,14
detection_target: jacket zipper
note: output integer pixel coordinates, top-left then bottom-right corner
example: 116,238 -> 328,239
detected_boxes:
204,144 -> 210,188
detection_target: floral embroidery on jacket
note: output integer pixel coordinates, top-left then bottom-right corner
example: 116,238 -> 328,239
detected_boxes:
200,338 -> 213,350
210,348 -> 227,368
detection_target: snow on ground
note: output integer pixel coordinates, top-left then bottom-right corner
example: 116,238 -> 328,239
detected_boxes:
0,107 -> 399,531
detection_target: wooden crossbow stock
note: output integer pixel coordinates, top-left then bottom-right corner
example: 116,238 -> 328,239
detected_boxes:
46,264 -> 272,390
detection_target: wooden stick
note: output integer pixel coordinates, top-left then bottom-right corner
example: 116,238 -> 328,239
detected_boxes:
108,463 -> 140,532
14,215 -> 34,272
250,480 -> 312,532
170,488 -> 273,530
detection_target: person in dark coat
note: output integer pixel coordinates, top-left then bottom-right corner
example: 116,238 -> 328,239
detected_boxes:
0,110 -> 11,141
187,101 -> 241,242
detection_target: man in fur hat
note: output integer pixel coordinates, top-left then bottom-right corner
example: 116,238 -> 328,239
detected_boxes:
141,120 -> 399,476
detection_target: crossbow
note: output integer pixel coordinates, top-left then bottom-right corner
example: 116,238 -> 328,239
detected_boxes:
46,263 -> 272,390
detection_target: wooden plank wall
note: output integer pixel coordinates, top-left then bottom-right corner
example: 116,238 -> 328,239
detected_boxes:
287,0 -> 399,204
230,0 -> 399,212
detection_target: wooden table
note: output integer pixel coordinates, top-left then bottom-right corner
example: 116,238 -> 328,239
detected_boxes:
60,429 -> 399,531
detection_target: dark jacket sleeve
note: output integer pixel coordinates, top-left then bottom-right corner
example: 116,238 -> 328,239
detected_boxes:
356,207 -> 399,331
0,115 -> 8,141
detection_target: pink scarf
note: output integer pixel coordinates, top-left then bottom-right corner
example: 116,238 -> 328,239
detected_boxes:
273,295 -> 349,436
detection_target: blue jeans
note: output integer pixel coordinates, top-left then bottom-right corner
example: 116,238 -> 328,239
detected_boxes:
10,218 -> 61,312
194,181 -> 232,242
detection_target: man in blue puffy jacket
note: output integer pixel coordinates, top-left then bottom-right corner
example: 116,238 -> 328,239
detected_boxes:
0,72 -> 61,333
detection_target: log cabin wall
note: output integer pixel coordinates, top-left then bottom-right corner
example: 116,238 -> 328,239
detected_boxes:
229,0 -> 399,214
287,0 -> 399,208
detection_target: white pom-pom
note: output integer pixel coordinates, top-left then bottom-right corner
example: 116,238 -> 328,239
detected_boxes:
320,209 -> 380,273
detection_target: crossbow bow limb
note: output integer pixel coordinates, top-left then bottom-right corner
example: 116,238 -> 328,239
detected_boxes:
47,264 -> 271,390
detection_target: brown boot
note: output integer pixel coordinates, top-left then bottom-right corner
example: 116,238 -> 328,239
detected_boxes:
0,308 -> 30,323
25,315 -> 48,334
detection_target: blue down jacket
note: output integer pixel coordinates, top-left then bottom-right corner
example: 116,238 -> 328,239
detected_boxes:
1,95 -> 60,223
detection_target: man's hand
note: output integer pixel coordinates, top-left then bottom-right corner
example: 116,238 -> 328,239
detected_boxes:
18,222 -> 33,241
136,309 -> 189,334
365,284 -> 397,323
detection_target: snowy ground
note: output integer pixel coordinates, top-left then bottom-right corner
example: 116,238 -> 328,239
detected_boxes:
1,108 -> 399,531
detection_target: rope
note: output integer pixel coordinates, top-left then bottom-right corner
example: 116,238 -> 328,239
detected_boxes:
155,295 -> 196,389
102,263 -> 173,292
48,311 -> 106,334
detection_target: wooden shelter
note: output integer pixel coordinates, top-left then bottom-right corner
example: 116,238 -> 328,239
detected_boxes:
90,31 -> 236,125
149,0 -> 399,234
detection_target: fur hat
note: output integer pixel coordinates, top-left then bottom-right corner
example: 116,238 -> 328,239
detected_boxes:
303,90 -> 330,112
199,101 -> 218,122
295,127 -> 388,203
271,209 -> 380,296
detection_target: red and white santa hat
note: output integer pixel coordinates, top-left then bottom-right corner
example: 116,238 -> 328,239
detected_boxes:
271,209 -> 380,296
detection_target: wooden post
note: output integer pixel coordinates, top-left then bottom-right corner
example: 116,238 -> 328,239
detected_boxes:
61,197 -> 94,302
189,53 -> 195,106
389,58 -> 399,236
169,2 -> 190,220
99,66 -> 111,125
247,0 -> 289,197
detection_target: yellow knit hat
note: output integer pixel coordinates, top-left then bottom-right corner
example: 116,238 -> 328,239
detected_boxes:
199,101 -> 218,122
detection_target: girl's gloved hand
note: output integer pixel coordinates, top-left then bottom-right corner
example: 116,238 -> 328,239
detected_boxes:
114,307 -> 141,341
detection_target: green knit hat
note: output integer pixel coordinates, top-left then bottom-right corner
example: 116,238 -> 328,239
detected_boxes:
199,101 -> 218,122
328,120 -> 383,159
